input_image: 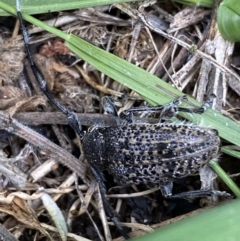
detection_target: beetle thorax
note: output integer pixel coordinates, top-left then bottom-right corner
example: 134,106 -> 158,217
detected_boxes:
82,128 -> 107,169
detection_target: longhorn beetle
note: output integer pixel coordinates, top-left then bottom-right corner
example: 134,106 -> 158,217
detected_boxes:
16,3 -> 230,240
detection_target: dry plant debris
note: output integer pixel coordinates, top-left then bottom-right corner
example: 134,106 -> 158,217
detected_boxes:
0,1 -> 239,240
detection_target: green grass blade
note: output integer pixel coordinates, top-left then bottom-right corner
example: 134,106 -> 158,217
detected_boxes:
65,35 -> 240,147
218,0 -> 240,42
0,0 -> 143,16
210,160 -> 240,197
172,0 -> 214,8
222,147 -> 240,159
131,199 -> 240,241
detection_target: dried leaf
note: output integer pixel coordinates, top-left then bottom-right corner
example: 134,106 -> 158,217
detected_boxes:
39,39 -> 70,57
0,144 -> 34,188
0,37 -> 25,84
7,95 -> 46,116
34,53 -> 79,93
34,54 -> 56,91
0,86 -> 26,110
0,198 -> 53,240
0,159 -> 27,188
41,193 -> 67,241
169,7 -> 211,33
52,61 -> 79,79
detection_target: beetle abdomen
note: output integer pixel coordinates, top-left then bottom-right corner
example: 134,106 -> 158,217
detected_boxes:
83,123 -> 220,184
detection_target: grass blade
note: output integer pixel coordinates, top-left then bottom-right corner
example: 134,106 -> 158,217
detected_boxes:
131,199 -> 240,241
172,0 -> 214,8
0,0 -> 143,16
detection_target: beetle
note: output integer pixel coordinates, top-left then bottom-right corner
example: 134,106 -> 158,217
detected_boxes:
82,96 -> 223,199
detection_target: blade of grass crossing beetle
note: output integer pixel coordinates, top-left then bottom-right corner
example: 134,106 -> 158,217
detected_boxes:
65,35 -> 240,147
1,1 -> 239,148
221,147 -> 240,159
180,108 -> 240,146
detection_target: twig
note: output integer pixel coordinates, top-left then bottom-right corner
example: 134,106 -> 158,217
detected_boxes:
13,112 -> 118,126
74,174 -> 105,241
0,111 -> 89,185
95,185 -> 112,241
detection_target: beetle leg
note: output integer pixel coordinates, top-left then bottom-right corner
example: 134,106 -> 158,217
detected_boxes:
159,95 -> 215,121
90,165 -> 130,239
101,96 -> 119,117
169,189 -> 213,199
159,181 -> 231,199
122,95 -> 215,123
159,180 -> 215,199
168,189 -> 231,199
159,180 -> 174,197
